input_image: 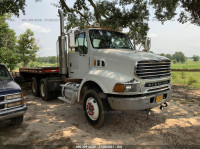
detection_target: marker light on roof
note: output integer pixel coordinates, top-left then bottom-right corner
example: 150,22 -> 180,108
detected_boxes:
94,23 -> 100,28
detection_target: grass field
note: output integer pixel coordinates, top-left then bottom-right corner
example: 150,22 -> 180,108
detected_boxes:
171,59 -> 200,69
171,59 -> 200,89
171,71 -> 200,89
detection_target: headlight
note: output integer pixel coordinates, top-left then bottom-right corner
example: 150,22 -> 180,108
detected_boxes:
125,84 -> 132,92
7,101 -> 21,108
6,93 -> 22,100
114,81 -> 141,93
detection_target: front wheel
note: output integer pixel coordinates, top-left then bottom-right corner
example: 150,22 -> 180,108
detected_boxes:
83,89 -> 111,128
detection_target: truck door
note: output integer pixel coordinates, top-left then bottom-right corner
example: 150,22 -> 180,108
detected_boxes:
68,32 -> 90,79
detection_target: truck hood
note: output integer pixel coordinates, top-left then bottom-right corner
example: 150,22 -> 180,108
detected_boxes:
96,49 -> 168,62
0,80 -> 22,96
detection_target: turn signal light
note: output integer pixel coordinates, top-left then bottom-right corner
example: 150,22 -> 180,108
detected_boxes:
21,99 -> 24,105
21,92 -> 24,98
114,84 -> 125,92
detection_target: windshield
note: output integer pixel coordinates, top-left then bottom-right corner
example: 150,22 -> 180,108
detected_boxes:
0,65 -> 12,81
89,30 -> 133,49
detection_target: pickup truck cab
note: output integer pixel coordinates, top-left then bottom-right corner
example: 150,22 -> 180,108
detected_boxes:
0,64 -> 26,125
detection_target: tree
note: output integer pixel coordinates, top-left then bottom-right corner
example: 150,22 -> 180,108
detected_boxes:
0,0 -> 26,16
173,51 -> 186,63
17,29 -> 39,67
0,15 -> 18,71
192,55 -> 200,61
0,0 -> 43,17
151,0 -> 200,26
49,56 -> 57,64
57,0 -> 200,48
58,0 -> 150,48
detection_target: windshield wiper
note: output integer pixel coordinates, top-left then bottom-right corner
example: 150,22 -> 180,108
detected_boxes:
120,47 -> 132,49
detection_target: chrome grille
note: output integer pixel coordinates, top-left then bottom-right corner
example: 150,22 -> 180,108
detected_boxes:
136,60 -> 171,79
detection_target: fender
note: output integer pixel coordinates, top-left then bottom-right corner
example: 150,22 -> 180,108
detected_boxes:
77,68 -> 133,102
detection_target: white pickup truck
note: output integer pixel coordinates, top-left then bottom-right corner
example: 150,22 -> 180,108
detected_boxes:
20,10 -> 172,128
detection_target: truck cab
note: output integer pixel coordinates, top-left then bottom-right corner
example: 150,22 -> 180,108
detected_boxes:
0,64 -> 26,125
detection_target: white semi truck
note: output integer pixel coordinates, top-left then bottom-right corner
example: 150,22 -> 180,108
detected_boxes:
20,10 -> 172,128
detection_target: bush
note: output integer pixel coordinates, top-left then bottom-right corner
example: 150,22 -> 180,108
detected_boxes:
173,59 -> 177,64
187,77 -> 198,86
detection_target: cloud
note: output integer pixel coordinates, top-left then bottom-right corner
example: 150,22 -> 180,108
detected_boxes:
149,33 -> 158,38
18,22 -> 51,33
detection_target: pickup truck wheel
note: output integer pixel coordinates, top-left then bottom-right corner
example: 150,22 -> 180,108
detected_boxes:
10,115 -> 24,126
31,77 -> 40,97
83,89 -> 110,128
40,79 -> 51,101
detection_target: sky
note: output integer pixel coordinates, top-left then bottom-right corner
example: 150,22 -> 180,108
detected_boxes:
7,0 -> 200,57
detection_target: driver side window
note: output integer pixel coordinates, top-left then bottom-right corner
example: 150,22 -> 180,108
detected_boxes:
75,32 -> 88,54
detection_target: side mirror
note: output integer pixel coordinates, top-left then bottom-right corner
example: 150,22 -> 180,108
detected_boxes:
68,30 -> 76,48
144,37 -> 151,51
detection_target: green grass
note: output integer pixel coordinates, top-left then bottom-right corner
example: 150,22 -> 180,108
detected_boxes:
171,71 -> 200,89
171,59 -> 200,69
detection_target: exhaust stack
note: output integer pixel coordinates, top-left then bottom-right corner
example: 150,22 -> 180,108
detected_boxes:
58,9 -> 67,75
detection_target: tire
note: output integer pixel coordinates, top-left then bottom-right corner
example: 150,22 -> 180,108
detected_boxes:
40,78 -> 52,101
10,115 -> 24,126
31,77 -> 40,97
83,89 -> 111,128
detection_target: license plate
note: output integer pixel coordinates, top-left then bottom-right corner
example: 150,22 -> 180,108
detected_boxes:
156,95 -> 163,103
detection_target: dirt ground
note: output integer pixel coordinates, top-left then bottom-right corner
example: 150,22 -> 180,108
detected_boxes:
0,85 -> 200,148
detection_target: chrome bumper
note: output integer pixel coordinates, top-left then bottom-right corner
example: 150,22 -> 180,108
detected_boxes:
108,89 -> 172,111
0,105 -> 27,121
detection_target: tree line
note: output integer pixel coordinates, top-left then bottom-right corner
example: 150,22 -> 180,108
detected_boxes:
160,52 -> 200,63
36,56 -> 57,64
0,15 -> 39,71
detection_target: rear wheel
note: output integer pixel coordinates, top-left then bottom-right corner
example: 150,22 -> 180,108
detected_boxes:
83,89 -> 111,128
31,77 -> 40,96
40,79 -> 51,101
10,115 -> 24,126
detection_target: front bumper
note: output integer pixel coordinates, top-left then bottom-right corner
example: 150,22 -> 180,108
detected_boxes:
108,89 -> 172,111
0,105 -> 27,121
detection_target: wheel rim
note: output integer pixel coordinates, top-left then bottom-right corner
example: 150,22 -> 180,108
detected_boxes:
40,83 -> 45,97
32,81 -> 36,93
86,97 -> 99,121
